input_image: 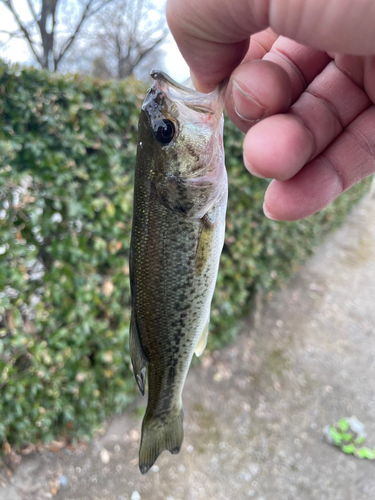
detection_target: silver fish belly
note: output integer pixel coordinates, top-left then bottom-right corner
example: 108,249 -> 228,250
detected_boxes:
129,70 -> 227,474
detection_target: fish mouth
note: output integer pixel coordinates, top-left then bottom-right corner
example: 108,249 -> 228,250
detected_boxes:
149,69 -> 226,116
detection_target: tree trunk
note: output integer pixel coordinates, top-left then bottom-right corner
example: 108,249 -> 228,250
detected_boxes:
37,0 -> 58,70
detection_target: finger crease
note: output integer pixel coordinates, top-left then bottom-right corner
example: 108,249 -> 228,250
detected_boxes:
321,154 -> 345,191
345,127 -> 375,160
305,88 -> 345,130
250,38 -> 269,58
271,47 -> 308,91
288,112 -> 318,160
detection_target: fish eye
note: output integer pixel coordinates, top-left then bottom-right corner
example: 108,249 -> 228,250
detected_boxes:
154,119 -> 176,145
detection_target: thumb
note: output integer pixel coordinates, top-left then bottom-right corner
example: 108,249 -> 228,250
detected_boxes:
167,0 -> 375,91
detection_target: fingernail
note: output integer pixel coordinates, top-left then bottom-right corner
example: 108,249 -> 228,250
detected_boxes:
263,202 -> 278,221
243,154 -> 266,179
232,79 -> 267,122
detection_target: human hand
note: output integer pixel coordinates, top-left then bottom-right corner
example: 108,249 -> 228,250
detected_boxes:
167,0 -> 375,220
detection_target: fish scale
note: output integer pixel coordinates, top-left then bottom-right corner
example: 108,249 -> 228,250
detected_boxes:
129,70 -> 227,474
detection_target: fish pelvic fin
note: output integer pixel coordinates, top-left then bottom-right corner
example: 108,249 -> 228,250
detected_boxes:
139,409 -> 184,474
195,314 -> 210,357
129,312 -> 148,395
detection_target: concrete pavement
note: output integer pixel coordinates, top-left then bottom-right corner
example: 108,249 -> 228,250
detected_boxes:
1,191 -> 375,500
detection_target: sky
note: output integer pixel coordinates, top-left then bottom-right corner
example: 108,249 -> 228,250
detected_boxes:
0,1 -> 190,83
0,2 -> 32,65
163,35 -> 190,82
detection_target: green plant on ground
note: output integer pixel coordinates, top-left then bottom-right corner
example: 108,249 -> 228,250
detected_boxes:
324,417 -> 375,459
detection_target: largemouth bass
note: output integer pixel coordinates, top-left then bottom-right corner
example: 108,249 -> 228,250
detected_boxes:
129,70 -> 227,474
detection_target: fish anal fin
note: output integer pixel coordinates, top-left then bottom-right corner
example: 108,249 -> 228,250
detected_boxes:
195,315 -> 210,357
139,410 -> 184,474
130,312 -> 148,395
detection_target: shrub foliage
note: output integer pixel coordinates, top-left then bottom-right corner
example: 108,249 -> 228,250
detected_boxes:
0,62 -> 370,449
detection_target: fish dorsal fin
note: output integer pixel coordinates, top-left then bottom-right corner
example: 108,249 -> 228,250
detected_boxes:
195,314 -> 210,357
129,312 -> 149,395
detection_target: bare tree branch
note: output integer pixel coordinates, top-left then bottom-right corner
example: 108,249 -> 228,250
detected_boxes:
1,0 -> 43,66
54,0 -> 93,67
56,0 -> 114,68
0,0 -> 116,71
130,31 -> 167,69
70,0 -> 168,80
0,29 -> 21,36
26,0 -> 38,24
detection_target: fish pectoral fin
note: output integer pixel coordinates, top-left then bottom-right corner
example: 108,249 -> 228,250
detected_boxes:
130,312 -> 148,395
195,314 -> 210,357
195,214 -> 216,275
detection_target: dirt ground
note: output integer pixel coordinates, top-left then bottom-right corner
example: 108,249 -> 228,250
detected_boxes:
1,192 -> 375,500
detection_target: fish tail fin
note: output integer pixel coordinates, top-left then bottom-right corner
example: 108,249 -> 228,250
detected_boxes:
139,409 -> 184,474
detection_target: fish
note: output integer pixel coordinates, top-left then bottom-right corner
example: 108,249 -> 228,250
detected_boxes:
129,70 -> 227,474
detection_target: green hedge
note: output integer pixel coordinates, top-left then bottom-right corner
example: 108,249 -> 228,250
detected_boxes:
211,119 -> 371,348
0,62 -> 370,449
